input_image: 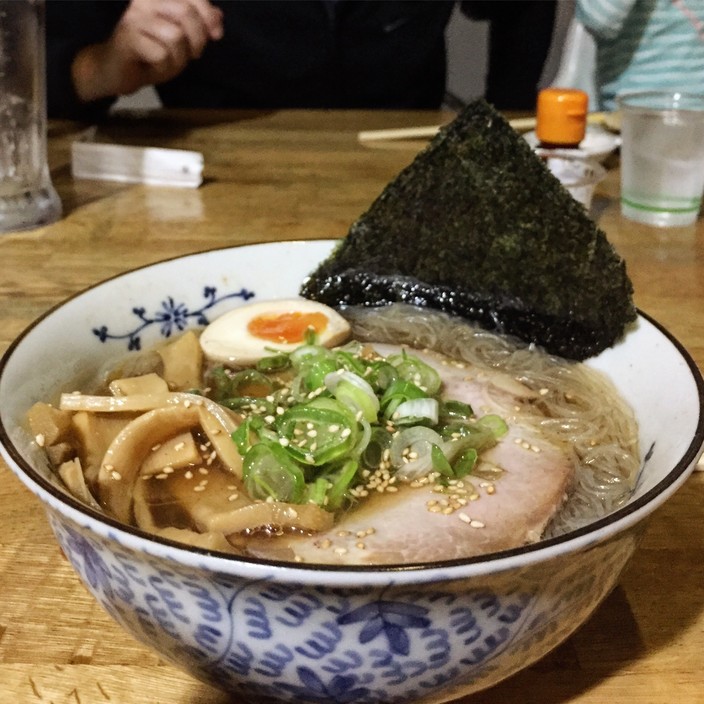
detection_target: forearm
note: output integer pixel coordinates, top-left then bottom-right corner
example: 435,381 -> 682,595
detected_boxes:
45,0 -> 124,120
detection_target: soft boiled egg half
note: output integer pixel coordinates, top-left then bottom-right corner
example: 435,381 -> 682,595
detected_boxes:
199,298 -> 352,365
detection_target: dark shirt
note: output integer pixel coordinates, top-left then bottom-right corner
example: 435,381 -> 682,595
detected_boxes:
46,0 -> 455,119
45,0 -> 556,120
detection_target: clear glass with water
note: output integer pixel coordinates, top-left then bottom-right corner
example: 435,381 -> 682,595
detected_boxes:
619,92 -> 704,227
0,0 -> 61,233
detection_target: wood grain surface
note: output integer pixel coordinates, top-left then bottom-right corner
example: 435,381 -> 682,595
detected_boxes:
1,109 -> 702,704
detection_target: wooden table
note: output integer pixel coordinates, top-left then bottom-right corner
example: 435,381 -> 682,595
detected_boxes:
1,109 -> 702,703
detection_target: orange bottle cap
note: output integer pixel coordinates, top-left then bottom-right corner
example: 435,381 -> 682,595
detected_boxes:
536,88 -> 588,146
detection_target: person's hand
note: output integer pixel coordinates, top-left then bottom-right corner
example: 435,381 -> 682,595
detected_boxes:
72,0 -> 224,103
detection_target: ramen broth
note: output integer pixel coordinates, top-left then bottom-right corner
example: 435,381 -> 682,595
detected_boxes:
27,304 -> 640,564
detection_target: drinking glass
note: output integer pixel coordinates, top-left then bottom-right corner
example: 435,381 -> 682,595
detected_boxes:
619,91 -> 704,227
0,0 -> 61,233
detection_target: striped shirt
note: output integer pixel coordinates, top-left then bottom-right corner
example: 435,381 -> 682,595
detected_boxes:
576,0 -> 704,110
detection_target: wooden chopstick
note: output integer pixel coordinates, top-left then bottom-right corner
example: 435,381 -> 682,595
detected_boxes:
357,125 -> 443,142
357,112 -> 610,143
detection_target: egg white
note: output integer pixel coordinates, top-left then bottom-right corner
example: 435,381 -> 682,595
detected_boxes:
199,298 -> 351,365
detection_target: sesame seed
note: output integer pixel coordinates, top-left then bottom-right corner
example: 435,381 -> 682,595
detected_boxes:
174,442 -> 185,452
199,467 -> 209,475
279,437 -> 290,447
184,470 -> 194,479
111,470 -> 122,481
356,542 -> 366,550
162,466 -> 174,474
34,434 -> 45,447
470,519 -> 485,529
103,463 -> 114,472
193,485 -> 206,492
152,443 -> 162,452
458,512 -> 471,524
156,473 -> 169,480
228,493 -> 239,501
334,547 -> 348,555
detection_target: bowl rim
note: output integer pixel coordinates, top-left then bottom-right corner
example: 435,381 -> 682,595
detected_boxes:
2,239 -> 703,583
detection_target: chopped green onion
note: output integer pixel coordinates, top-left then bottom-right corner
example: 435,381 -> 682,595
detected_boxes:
361,426 -> 393,469
380,378 -> 427,420
242,441 -> 305,503
275,398 -> 358,466
387,351 -> 442,394
207,366 -> 235,403
325,370 -> 379,422
228,369 -> 275,397
301,356 -> 338,391
393,397 -> 439,426
222,395 -> 274,414
323,459 -> 359,510
431,443 -> 453,477
217,334 -> 509,511
476,413 -> 509,438
231,416 -> 264,455
256,353 -> 291,373
390,426 -> 444,480
303,326 -> 318,345
305,476 -> 331,506
367,361 -> 398,392
453,447 -> 478,478
441,399 -> 474,420
334,349 -> 367,376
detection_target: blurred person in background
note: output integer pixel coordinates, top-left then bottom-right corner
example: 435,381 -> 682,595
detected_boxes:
576,0 -> 704,111
46,0 -> 556,120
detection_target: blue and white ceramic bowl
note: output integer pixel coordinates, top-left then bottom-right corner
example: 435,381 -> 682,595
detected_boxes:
1,240 -> 703,703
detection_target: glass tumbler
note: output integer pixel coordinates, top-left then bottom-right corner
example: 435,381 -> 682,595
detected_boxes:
0,0 -> 61,233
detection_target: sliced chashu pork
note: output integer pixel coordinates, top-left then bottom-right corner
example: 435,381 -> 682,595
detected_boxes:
281,344 -> 575,565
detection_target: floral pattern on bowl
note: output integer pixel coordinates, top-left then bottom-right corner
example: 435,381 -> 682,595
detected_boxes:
49,507 -> 642,703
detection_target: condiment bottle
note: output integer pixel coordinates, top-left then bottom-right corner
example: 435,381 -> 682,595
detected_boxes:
536,88 -> 588,149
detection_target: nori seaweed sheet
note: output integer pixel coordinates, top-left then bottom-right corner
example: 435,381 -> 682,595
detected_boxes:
300,99 -> 636,361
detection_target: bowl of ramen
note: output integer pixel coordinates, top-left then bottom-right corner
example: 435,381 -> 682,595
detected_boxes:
1,240 -> 703,703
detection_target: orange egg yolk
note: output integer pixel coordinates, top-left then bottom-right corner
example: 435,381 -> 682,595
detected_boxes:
247,311 -> 329,344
